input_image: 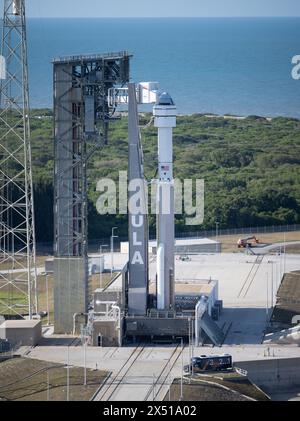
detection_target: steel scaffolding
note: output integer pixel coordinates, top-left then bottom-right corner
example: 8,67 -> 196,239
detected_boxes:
0,0 -> 37,318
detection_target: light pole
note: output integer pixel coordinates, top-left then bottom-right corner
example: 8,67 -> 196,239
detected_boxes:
188,318 -> 191,377
277,259 -> 281,290
215,221 -> 220,253
47,371 -> 50,401
81,325 -> 88,387
266,272 -> 269,321
180,337 -> 184,401
271,261 -> 275,310
111,227 -> 118,277
191,318 -> 194,378
279,246 -> 283,284
176,337 -> 184,401
99,244 -> 108,289
84,340 -> 87,386
168,359 -> 171,401
45,273 -> 50,326
152,373 -> 156,401
283,232 -> 286,275
268,260 -> 276,310
41,272 -> 50,326
67,345 -> 70,401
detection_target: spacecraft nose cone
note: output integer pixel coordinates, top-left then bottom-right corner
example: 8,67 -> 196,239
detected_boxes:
157,92 -> 175,106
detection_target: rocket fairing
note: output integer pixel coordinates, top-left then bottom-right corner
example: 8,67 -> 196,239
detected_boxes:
153,93 -> 177,310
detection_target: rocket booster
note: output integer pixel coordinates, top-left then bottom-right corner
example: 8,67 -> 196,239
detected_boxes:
153,93 -> 177,310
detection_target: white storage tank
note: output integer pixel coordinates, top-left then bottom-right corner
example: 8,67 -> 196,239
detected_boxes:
138,82 -> 159,104
0,56 -> 6,80
13,0 -> 21,15
88,255 -> 105,275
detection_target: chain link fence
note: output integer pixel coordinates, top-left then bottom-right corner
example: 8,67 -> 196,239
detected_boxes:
36,224 -> 300,254
176,224 -> 300,240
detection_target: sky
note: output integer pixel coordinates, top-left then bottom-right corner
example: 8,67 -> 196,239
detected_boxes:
25,0 -> 300,18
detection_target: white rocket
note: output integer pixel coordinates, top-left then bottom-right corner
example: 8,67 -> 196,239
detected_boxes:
153,92 -> 177,310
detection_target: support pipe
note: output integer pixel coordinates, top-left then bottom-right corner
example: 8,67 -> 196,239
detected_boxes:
157,245 -> 165,310
73,312 -> 88,336
112,305 -> 122,347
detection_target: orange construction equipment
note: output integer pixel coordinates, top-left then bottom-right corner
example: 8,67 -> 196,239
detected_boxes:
237,236 -> 259,248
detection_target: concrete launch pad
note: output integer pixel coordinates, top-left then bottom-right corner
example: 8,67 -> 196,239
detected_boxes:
97,250 -> 300,345
121,237 -> 221,254
26,343 -> 300,401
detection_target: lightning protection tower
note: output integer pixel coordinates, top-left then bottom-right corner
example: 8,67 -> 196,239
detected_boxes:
0,0 -> 37,319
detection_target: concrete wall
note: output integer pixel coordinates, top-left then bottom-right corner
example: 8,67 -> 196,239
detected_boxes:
236,358 -> 300,391
125,316 -> 190,337
54,258 -> 88,334
121,241 -> 222,255
93,290 -> 122,313
45,259 -> 54,273
0,322 -> 42,346
92,320 -> 119,347
175,243 -> 221,254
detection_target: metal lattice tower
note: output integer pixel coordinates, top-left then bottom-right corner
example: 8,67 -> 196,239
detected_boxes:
0,0 -> 37,318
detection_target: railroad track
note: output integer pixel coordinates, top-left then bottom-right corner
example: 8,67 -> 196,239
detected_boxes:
93,345 -> 145,401
144,345 -> 183,402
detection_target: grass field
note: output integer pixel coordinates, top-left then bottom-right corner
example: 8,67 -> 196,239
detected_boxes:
0,259 -> 114,321
166,371 -> 270,401
0,255 -> 50,271
0,357 -> 108,401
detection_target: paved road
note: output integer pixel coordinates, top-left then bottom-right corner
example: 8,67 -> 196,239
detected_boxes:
26,343 -> 300,401
270,390 -> 300,401
254,241 -> 300,254
20,245 -> 300,400
94,345 -> 182,401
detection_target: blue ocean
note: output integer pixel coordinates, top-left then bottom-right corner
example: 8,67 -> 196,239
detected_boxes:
27,17 -> 300,117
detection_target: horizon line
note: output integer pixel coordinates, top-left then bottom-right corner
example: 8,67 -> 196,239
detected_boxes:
26,16 -> 300,19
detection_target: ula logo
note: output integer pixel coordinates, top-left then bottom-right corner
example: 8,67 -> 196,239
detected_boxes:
291,55 -> 300,80
292,315 -> 300,325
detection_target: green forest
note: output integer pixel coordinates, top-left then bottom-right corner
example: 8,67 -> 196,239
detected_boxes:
30,110 -> 300,242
